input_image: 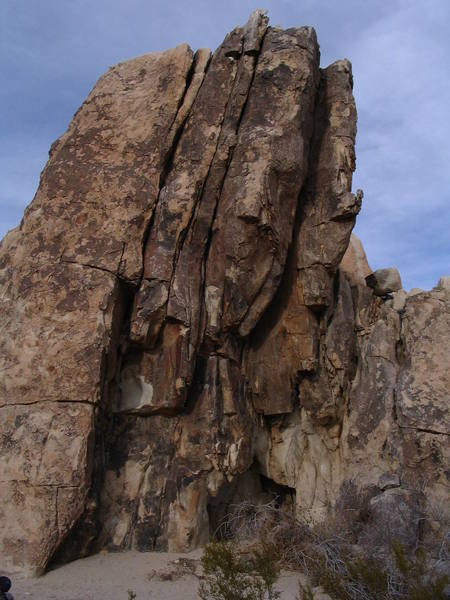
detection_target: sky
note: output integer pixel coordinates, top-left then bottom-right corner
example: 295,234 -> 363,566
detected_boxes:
1,0 -> 449,290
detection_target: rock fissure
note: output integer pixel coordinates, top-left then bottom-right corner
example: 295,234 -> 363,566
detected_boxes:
60,258 -> 124,279
0,399 -> 95,408
0,12 -> 448,575
398,425 -> 449,437
180,28 -> 268,355
167,49 -> 211,142
136,56 -> 203,285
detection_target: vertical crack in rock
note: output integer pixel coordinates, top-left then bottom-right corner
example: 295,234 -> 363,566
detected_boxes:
124,12 -> 268,418
47,276 -> 136,566
2,11 -> 449,576
94,11 -> 269,555
133,47 -> 212,288
244,179 -> 320,416
129,34 -> 244,350
195,19 -> 271,367
296,60 -> 361,312
167,12 -> 269,371
167,50 -> 213,150
203,26 -> 320,343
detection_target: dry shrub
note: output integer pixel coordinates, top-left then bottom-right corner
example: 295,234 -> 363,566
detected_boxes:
199,539 -> 281,600
215,496 -> 449,600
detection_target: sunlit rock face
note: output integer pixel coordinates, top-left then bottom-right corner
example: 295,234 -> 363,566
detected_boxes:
0,11 -> 448,575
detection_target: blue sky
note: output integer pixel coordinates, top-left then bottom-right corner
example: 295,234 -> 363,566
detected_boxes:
1,0 -> 449,290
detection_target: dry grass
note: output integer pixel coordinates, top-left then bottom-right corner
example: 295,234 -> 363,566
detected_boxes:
213,494 -> 449,600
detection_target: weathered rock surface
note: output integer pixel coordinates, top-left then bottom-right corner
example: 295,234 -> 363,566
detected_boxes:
366,267 -> 402,296
0,41 -> 200,574
340,233 -> 371,287
0,11 -> 448,575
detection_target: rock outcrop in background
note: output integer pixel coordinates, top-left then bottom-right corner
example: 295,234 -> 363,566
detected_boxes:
0,11 -> 448,575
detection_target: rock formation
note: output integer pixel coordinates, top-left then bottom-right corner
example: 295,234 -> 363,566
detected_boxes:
0,11 -> 448,575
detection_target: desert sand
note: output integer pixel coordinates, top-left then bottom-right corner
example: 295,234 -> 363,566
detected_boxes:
6,550 -> 301,599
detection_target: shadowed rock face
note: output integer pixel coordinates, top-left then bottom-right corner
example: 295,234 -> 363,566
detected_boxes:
0,11 -> 448,575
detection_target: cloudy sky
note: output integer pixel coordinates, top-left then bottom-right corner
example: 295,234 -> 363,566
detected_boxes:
1,0 -> 449,290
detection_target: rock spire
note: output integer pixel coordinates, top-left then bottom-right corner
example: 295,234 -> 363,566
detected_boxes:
0,12 -> 448,575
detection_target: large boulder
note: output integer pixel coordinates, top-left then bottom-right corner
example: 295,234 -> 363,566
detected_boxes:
0,11 -> 448,575
366,267 -> 402,296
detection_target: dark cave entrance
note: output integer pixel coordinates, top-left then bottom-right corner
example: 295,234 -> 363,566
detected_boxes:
207,466 -> 296,539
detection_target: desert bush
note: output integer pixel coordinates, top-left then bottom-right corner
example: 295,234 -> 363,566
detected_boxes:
199,539 -> 280,600
216,498 -> 449,600
297,581 -> 314,600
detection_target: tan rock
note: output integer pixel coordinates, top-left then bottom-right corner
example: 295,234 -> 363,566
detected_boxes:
339,273 -> 449,542
0,403 -> 93,574
437,275 -> 450,291
366,267 -> 402,296
204,25 -> 320,340
407,287 -> 425,296
1,11 -> 448,576
0,44 -> 198,573
396,287 -> 450,433
340,233 -> 372,287
391,288 -> 407,311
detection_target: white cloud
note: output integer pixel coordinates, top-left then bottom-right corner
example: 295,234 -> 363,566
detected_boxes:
347,0 -> 450,288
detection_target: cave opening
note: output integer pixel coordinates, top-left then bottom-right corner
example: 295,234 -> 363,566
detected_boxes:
207,466 -> 296,540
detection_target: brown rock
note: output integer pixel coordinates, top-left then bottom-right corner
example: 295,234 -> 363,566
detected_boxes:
340,233 -> 372,287
396,286 -> 450,433
0,403 -> 93,574
0,43 -> 199,573
300,271 -> 356,426
244,58 -> 359,416
1,11 -> 448,576
204,25 -> 320,340
296,61 -> 361,310
366,267 -> 402,296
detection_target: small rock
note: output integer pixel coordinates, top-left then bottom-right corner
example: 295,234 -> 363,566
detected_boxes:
392,289 -> 407,312
340,233 -> 372,287
312,587 -> 333,600
436,276 -> 450,291
408,287 -> 425,297
430,520 -> 442,532
365,267 -> 402,296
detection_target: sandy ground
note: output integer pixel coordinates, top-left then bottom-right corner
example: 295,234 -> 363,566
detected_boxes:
6,550 -> 302,600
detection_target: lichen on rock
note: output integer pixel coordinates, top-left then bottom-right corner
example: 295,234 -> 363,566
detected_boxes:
0,11 -> 448,575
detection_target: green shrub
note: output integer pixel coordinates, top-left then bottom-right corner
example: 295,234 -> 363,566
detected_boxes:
199,539 -> 280,600
391,541 -> 449,600
306,541 -> 449,600
297,581 -> 314,600
216,499 -> 449,600
251,541 -> 281,600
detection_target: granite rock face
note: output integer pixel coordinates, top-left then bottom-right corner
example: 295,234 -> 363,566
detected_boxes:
0,12 -> 448,575
366,267 -> 402,296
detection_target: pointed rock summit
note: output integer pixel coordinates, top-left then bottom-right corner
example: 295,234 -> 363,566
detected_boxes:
0,12 -> 448,575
